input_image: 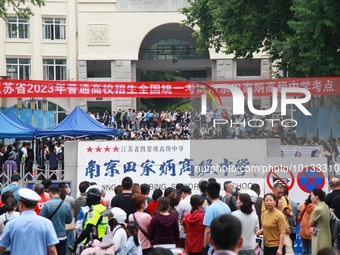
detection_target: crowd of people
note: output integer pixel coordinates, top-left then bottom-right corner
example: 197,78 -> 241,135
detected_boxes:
0,175 -> 338,255
1,132 -> 340,183
2,107 -> 339,180
1,135 -> 340,183
0,139 -> 65,181
287,141 -> 340,167
87,108 -> 340,146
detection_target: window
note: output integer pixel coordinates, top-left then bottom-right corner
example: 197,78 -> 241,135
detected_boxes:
141,38 -> 205,60
22,100 -> 66,123
6,17 -> 30,39
43,59 -> 67,80
237,59 -> 261,76
87,60 -> 111,78
6,58 -> 31,79
42,18 -> 66,40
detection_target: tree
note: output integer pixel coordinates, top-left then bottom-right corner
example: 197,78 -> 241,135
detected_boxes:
0,0 -> 45,21
182,0 -> 293,59
182,0 -> 340,77
275,0 -> 340,77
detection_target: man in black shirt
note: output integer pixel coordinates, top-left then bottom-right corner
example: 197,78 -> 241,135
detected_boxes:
325,177 -> 340,208
115,109 -> 122,128
110,177 -> 136,221
199,180 -> 211,205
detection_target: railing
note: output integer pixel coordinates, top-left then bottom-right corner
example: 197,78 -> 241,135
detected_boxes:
0,160 -> 64,190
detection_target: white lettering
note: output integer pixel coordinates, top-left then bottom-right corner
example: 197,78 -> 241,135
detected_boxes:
281,119 -> 298,127
224,85 -> 245,115
248,119 -> 264,128
281,88 -> 311,115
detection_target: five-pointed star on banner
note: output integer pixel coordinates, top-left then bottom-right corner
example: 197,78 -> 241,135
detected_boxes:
86,145 -> 119,153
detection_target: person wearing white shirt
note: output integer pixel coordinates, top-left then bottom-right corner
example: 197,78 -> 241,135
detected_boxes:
172,112 -> 177,123
176,186 -> 192,247
88,112 -> 95,119
108,208 -> 128,253
21,143 -> 28,159
232,193 -> 259,255
111,224 -> 128,253
136,111 -> 142,130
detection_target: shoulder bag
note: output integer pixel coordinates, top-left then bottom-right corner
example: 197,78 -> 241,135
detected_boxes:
133,213 -> 150,241
48,200 -> 64,220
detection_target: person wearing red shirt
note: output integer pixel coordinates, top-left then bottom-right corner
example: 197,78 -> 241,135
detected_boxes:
147,189 -> 162,216
182,195 -> 207,255
34,183 -> 50,215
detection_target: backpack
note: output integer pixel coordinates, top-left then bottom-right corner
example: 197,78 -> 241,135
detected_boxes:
123,114 -> 129,122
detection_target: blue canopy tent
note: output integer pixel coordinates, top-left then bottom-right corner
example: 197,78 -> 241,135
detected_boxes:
0,112 -> 35,138
35,106 -> 118,137
5,109 -> 40,131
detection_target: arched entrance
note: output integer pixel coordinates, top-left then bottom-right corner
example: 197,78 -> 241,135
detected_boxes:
137,23 -> 211,111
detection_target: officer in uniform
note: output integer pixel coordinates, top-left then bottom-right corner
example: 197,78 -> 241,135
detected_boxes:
0,188 -> 59,255
68,187 -> 108,253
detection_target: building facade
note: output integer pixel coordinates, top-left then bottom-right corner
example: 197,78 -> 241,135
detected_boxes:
0,0 -> 271,121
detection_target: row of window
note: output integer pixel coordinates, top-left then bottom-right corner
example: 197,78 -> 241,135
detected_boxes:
6,58 -> 261,80
6,17 -> 66,40
6,58 -> 67,80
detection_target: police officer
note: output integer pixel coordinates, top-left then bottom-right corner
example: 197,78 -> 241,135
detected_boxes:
68,187 -> 108,253
0,188 -> 59,255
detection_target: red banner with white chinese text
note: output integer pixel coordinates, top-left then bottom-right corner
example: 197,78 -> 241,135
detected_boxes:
0,77 -> 339,98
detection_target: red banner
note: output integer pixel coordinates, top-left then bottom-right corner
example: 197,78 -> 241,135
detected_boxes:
0,77 -> 339,98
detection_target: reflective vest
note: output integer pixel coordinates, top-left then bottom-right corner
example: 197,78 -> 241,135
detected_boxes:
83,204 -> 108,243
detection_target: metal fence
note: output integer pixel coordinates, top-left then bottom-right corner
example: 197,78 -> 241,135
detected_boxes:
0,160 -> 64,190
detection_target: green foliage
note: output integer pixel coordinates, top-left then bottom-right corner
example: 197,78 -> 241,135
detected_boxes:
182,0 -> 293,59
275,0 -> 340,77
0,0 -> 45,21
182,0 -> 340,77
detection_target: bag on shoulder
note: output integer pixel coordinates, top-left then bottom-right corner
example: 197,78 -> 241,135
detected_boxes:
132,213 -> 150,241
3,213 -> 9,226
